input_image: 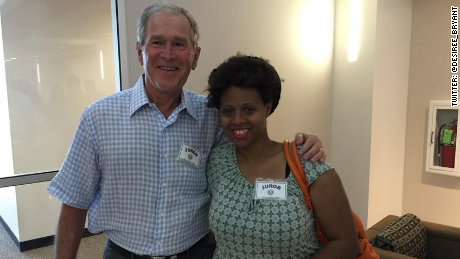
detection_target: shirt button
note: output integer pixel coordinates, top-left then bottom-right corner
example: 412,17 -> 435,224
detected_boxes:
159,213 -> 164,217
162,183 -> 167,187
163,154 -> 168,158
156,241 -> 161,246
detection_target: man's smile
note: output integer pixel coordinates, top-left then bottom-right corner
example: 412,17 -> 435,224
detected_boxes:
158,66 -> 179,71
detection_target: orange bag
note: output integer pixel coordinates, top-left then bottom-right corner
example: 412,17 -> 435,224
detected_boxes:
283,140 -> 379,259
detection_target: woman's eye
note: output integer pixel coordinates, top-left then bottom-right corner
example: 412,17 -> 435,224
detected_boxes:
222,109 -> 233,115
244,107 -> 255,113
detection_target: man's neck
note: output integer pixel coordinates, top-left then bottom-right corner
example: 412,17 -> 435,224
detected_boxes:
143,77 -> 182,120
151,92 -> 181,120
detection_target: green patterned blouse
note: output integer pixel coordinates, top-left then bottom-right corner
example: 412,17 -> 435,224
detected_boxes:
207,143 -> 333,259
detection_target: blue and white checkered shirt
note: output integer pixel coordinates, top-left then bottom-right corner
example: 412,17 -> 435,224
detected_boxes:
47,75 -> 228,256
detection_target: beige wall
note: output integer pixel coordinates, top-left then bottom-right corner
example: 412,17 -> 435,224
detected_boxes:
403,0 -> 460,228
368,0 -> 412,227
0,10 -> 19,240
332,0 -> 413,228
122,0 -> 334,149
5,0 -> 460,245
0,0 -> 116,242
1,0 -> 336,242
16,183 -> 62,241
331,0 -> 378,228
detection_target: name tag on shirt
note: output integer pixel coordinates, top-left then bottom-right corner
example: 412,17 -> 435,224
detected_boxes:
254,180 -> 287,200
178,142 -> 201,168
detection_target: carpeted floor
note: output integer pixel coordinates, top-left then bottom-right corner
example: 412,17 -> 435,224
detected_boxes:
0,223 -> 106,259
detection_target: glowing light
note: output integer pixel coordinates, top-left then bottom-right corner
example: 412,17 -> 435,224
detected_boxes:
100,50 -> 104,80
348,0 -> 362,62
36,64 -> 41,83
298,0 -> 334,63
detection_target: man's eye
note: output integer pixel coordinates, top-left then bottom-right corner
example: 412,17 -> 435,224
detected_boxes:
151,41 -> 162,46
174,42 -> 186,48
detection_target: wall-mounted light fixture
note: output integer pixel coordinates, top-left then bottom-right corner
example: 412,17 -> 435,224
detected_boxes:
36,63 -> 41,83
348,0 -> 362,62
298,0 -> 334,63
100,50 -> 104,80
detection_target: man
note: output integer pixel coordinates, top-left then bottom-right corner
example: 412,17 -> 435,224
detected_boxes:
47,3 -> 325,259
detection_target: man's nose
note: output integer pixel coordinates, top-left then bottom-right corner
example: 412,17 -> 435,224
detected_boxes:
161,43 -> 175,60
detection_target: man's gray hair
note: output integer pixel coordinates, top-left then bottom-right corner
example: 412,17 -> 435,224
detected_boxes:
137,2 -> 200,51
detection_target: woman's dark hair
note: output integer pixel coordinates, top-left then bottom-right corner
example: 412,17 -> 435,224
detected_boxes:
206,54 -> 282,115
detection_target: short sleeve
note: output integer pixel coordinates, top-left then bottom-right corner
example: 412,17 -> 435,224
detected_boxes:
301,160 -> 334,185
206,147 -> 219,195
296,145 -> 334,185
46,108 -> 101,209
206,144 -> 232,195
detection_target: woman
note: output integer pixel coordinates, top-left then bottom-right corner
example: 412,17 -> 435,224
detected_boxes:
206,54 -> 360,258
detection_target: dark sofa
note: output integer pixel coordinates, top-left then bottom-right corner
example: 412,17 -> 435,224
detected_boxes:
366,215 -> 460,259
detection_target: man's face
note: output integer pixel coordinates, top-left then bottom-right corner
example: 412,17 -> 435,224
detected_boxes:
136,12 -> 201,98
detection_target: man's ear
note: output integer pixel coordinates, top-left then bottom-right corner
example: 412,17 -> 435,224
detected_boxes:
136,42 -> 144,66
191,46 -> 201,70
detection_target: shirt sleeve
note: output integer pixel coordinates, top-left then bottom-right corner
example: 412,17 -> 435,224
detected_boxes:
296,145 -> 334,185
46,108 -> 101,209
206,145 -> 228,195
301,160 -> 334,185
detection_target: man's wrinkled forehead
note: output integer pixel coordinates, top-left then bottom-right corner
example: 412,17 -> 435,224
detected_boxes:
145,34 -> 190,44
146,13 -> 192,39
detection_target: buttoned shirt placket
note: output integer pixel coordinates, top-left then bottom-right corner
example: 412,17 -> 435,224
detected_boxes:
150,101 -> 187,253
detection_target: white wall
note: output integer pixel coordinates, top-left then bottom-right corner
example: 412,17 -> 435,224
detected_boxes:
16,183 -> 62,241
332,0 -> 413,228
368,0 -> 412,227
403,0 -> 460,228
0,9 -> 19,240
121,0 -> 334,149
9,0 -> 458,245
0,188 -> 19,240
331,0 -> 378,227
0,0 -> 116,242
0,0 -> 336,243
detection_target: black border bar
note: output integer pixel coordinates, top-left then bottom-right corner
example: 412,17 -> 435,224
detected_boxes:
0,171 -> 57,188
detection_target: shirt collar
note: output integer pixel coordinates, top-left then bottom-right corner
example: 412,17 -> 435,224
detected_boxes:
180,89 -> 198,121
129,75 -> 198,121
129,75 -> 150,116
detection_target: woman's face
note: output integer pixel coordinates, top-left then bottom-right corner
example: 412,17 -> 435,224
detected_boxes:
219,86 -> 272,148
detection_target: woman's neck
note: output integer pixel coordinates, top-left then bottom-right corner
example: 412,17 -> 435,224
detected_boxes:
235,137 -> 286,184
235,136 -> 284,164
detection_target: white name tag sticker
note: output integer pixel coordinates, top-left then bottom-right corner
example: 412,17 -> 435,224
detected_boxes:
254,180 -> 287,200
178,142 -> 201,168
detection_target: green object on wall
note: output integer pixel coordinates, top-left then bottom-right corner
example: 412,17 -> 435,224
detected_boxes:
443,129 -> 453,144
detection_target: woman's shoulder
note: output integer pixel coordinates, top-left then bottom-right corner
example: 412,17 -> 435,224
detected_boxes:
207,143 -> 235,173
294,144 -> 334,184
207,143 -> 236,186
210,143 -> 234,159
